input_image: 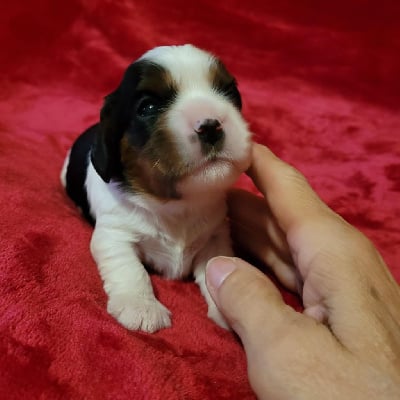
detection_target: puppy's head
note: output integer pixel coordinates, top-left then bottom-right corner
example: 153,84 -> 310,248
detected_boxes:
91,44 -> 252,200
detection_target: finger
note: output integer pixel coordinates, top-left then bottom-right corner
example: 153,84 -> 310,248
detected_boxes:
230,219 -> 298,292
228,189 -> 291,259
246,144 -> 400,362
247,143 -> 347,283
248,143 -> 335,234
206,256 -> 301,349
206,256 -> 351,399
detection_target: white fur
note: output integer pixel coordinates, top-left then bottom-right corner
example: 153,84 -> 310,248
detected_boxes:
64,45 -> 251,332
86,162 -> 233,331
60,149 -> 70,188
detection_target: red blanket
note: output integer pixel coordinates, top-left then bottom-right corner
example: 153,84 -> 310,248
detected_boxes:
1,1 -> 399,399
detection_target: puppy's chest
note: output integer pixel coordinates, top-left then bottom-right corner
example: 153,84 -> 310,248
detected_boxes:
137,217 -> 214,279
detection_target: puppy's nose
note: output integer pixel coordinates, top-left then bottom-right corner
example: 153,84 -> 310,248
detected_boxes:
195,119 -> 224,145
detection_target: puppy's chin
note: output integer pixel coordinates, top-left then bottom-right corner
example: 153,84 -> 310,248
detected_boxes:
177,154 -> 251,198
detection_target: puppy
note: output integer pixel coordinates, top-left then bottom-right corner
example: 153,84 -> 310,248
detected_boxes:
61,44 -> 252,332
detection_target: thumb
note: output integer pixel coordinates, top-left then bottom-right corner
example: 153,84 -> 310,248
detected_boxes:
206,256 -> 298,348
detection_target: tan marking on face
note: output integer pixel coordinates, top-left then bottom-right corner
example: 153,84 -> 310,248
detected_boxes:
120,120 -> 189,200
136,63 -> 176,98
208,58 -> 234,89
118,62 -> 191,200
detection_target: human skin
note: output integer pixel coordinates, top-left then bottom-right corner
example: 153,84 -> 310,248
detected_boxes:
206,143 -> 400,399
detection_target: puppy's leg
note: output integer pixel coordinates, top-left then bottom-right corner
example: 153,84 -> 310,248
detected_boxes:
91,226 -> 171,332
193,223 -> 232,330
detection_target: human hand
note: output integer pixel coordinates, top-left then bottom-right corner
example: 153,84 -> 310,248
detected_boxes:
206,143 -> 400,399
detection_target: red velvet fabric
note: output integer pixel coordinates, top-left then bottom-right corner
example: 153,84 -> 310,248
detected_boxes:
1,1 -> 399,399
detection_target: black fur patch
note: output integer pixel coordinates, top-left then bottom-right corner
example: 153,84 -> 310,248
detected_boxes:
211,59 -> 242,110
65,124 -> 98,225
91,60 -> 177,183
65,60 -> 178,221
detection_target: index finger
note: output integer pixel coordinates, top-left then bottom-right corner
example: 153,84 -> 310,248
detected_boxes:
248,143 -> 334,233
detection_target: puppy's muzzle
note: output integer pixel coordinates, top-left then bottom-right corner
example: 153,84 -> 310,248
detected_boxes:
195,119 -> 224,145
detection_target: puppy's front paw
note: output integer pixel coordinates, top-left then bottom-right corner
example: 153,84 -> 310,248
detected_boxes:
107,294 -> 171,333
208,305 -> 230,330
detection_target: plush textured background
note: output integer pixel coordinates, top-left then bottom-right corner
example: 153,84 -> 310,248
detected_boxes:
1,1 -> 399,399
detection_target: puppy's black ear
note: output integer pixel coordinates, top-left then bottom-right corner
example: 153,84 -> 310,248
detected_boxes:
91,62 -> 144,182
90,91 -> 121,182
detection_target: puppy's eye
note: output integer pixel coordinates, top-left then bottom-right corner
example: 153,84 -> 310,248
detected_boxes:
137,97 -> 159,117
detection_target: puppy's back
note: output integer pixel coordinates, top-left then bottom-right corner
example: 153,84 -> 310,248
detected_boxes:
62,124 -> 99,224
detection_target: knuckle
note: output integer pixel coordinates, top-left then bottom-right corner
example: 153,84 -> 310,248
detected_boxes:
219,268 -> 282,327
224,270 -> 276,305
283,164 -> 308,186
337,220 -> 376,254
